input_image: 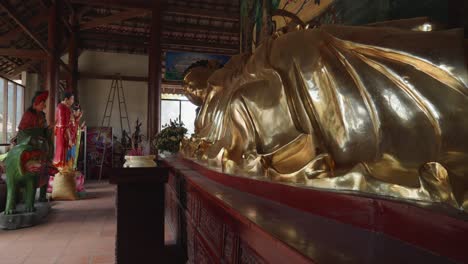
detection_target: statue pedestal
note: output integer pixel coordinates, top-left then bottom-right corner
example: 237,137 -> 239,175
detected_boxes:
161,157 -> 468,263
107,166 -> 169,264
0,202 -> 50,230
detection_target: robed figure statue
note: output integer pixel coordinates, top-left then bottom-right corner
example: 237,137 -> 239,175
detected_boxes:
1,91 -> 54,214
53,92 -> 75,171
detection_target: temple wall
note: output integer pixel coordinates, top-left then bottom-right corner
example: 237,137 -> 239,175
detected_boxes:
77,51 -> 149,139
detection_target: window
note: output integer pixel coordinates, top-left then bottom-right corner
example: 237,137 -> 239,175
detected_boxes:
7,82 -> 15,141
160,98 -> 197,135
180,101 -> 197,136
16,86 -> 23,130
0,78 -> 25,144
0,79 -> 4,143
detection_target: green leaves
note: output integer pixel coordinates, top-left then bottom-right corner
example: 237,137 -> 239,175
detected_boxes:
153,119 -> 188,154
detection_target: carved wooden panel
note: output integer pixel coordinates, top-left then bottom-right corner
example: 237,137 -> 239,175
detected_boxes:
239,241 -> 267,264
199,203 -> 223,255
179,173 -> 188,208
222,225 -> 238,264
187,190 -> 199,225
187,221 -> 195,262
195,233 -> 217,264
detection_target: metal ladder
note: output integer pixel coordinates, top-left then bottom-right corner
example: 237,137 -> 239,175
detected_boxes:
96,74 -> 132,180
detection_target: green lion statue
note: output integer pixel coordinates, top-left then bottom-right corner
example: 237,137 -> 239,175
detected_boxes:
0,127 -> 54,215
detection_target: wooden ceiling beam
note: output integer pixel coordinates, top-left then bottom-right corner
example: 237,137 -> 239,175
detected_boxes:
63,17 -> 73,33
79,72 -> 148,82
0,11 -> 48,46
0,48 -> 47,59
80,32 -> 238,50
0,2 -> 50,54
69,0 -> 151,9
4,56 -> 41,75
69,0 -> 238,21
6,60 -> 37,79
165,6 -> 238,21
162,24 -> 239,34
161,39 -> 238,52
64,0 -> 75,15
59,59 -> 72,74
79,72 -> 184,93
80,9 -> 149,30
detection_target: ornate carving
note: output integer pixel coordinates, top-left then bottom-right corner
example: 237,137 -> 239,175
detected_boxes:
187,223 -> 195,262
239,241 -> 266,264
223,225 -> 238,264
187,191 -> 199,224
196,234 -> 215,264
199,204 -> 223,253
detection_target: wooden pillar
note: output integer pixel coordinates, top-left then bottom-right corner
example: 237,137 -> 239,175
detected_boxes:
69,15 -> 79,100
46,1 -> 59,124
147,0 -> 163,142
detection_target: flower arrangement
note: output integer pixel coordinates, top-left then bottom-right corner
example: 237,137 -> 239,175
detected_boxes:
127,145 -> 144,156
126,119 -> 149,156
153,119 -> 188,154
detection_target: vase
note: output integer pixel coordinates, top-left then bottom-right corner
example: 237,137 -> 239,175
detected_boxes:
123,155 -> 157,168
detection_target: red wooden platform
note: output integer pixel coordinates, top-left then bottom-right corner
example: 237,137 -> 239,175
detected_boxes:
162,157 -> 468,263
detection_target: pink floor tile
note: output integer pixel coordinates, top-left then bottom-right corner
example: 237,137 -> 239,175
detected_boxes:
0,181 -> 175,263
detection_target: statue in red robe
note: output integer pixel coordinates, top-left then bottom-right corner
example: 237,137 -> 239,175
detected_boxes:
53,92 -> 75,170
16,90 -> 55,201
18,91 -> 49,131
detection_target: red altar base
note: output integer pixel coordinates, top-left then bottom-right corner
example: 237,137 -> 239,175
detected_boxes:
162,157 -> 468,263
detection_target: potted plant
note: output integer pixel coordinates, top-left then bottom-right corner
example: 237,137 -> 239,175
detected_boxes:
123,119 -> 156,168
152,119 -> 188,157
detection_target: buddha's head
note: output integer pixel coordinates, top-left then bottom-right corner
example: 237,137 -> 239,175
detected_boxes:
183,60 -> 222,106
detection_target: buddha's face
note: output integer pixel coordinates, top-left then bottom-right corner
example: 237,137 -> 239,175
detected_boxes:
183,66 -> 215,106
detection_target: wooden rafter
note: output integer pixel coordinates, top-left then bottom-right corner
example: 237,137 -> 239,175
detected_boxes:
80,9 -> 149,30
59,59 -> 72,74
162,23 -> 239,34
0,10 -> 48,46
81,31 -> 238,49
69,0 -> 151,9
166,6 -> 238,21
77,6 -> 93,20
6,60 -> 37,79
0,2 -> 50,54
80,72 -> 147,82
64,0 -> 74,15
63,17 -> 73,32
4,56 -> 41,74
0,48 -> 47,59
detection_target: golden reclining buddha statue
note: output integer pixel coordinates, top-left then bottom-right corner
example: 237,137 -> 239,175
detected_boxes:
180,23 -> 468,212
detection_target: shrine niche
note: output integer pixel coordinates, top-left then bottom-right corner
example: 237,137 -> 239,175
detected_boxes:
181,23 -> 468,212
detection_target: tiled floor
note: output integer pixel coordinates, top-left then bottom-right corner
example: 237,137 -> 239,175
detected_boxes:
0,181 -> 174,264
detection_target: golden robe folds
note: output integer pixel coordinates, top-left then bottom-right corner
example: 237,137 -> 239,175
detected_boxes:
181,24 -> 468,212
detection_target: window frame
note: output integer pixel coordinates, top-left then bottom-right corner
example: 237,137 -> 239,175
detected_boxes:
160,98 -> 197,135
0,76 -> 25,144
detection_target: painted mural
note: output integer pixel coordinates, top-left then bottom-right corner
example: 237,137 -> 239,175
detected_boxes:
240,0 -> 448,52
165,52 -> 231,81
